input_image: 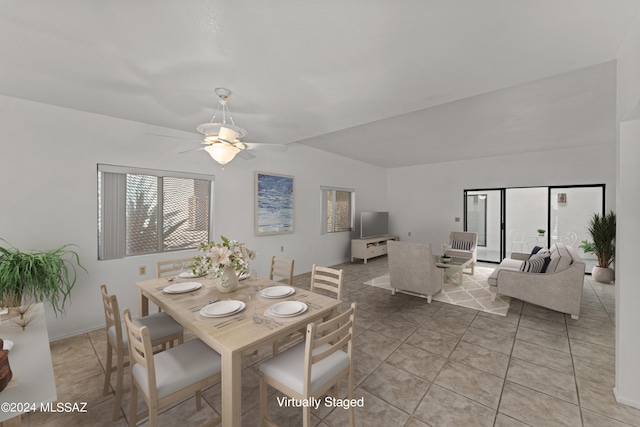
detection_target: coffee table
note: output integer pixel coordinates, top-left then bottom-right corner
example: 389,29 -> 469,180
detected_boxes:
434,255 -> 473,285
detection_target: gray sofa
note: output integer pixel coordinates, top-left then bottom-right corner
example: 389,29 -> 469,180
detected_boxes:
489,243 -> 585,319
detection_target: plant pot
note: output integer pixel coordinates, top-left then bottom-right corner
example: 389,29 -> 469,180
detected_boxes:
216,266 -> 239,293
592,266 -> 615,284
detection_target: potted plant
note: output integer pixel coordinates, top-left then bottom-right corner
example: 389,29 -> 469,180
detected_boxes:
585,211 -> 616,283
0,239 -> 86,315
537,229 -> 546,236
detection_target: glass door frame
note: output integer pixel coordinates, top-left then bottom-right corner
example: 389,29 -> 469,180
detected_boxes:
464,184 -> 606,264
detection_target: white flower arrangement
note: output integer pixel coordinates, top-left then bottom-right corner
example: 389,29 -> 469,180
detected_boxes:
441,243 -> 451,256
189,236 -> 256,279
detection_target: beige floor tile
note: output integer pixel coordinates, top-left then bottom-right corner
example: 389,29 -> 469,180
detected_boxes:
516,325 -> 571,353
360,362 -> 430,414
323,388 -> 410,427
461,326 -> 515,355
406,328 -> 460,358
568,324 -> 615,348
28,398 -> 128,427
582,408 -> 637,427
511,340 -> 574,374
470,316 -> 517,338
573,355 -> 615,387
430,306 -> 477,326
506,358 -> 578,404
519,314 -> 568,336
449,341 -> 510,378
570,339 -> 616,366
566,313 -> 615,333
352,349 -> 384,386
413,384 -> 495,427
499,381 -> 581,427
355,330 -> 402,359
386,343 -> 447,382
420,318 -> 470,338
521,303 -> 567,324
494,413 -> 531,426
434,360 -> 504,409
367,318 -> 419,342
404,417 -> 431,427
577,377 -> 640,425
50,333 -> 98,367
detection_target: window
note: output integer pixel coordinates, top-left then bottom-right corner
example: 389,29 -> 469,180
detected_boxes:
321,186 -> 355,233
98,164 -> 214,260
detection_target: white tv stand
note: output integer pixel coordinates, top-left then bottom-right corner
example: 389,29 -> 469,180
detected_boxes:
351,234 -> 399,264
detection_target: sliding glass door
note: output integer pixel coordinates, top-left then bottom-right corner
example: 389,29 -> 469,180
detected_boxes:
465,184 -> 605,270
465,189 -> 503,263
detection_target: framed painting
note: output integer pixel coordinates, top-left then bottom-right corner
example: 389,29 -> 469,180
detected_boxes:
255,172 -> 294,236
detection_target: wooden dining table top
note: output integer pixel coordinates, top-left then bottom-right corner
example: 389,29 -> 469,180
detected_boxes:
135,275 -> 342,356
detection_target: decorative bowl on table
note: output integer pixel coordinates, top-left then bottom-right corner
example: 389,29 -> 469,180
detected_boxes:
441,256 -> 451,264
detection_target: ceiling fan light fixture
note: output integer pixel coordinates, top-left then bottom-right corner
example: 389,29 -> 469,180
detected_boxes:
204,143 -> 240,166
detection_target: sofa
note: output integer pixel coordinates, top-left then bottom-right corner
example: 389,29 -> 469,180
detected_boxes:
488,243 -> 585,319
388,240 -> 444,303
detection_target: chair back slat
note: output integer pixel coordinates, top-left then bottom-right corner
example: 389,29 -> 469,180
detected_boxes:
269,256 -> 295,285
303,303 -> 356,395
156,257 -> 195,278
123,308 -> 156,395
100,284 -> 123,342
310,265 -> 343,300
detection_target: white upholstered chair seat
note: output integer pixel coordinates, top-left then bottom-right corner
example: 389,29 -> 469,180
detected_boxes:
132,338 -> 221,400
107,312 -> 183,349
260,341 -> 350,395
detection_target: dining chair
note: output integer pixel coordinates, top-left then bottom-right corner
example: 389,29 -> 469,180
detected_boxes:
123,308 -> 222,427
269,256 -> 295,285
156,257 -> 195,278
273,264 -> 344,355
100,284 -> 184,421
309,264 -> 344,301
259,303 -> 357,427
509,229 -> 529,253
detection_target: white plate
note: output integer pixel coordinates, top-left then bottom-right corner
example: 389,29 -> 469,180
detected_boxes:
268,301 -> 307,317
200,300 -> 246,318
260,286 -> 295,299
179,271 -> 206,278
163,281 -> 202,294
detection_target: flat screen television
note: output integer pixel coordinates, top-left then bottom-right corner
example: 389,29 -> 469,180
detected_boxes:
360,211 -> 389,238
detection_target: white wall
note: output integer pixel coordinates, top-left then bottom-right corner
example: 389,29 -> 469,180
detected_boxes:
615,7 -> 640,409
387,145 -> 616,252
0,95 -> 388,340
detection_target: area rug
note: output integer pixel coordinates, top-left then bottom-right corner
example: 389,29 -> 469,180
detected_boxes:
363,266 -> 512,316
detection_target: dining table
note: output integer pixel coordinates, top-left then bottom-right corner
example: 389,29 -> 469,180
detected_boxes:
135,275 -> 342,427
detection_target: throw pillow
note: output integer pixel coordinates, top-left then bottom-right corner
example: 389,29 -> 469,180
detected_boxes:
530,246 -> 543,256
452,240 -> 473,251
520,256 -> 546,273
529,247 -> 550,259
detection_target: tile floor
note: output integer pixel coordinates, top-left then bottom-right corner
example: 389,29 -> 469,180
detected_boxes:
17,257 -> 640,426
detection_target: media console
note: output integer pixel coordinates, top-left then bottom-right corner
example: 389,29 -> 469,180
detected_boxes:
351,234 -> 399,264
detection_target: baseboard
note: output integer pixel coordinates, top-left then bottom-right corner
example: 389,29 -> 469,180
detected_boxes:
613,387 -> 640,409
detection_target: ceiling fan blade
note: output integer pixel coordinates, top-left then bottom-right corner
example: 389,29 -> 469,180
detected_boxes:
242,143 -> 287,151
178,147 -> 206,154
237,149 -> 256,160
146,132 -> 195,141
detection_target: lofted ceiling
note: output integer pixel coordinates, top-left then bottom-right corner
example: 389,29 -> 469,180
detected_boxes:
0,1 -> 637,167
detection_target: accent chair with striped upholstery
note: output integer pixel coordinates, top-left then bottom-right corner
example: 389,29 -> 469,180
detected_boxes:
444,231 -> 478,274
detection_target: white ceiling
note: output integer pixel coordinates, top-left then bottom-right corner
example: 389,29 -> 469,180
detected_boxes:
0,1 -> 637,167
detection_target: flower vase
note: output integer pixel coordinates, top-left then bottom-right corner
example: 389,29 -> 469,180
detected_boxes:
217,266 -> 239,293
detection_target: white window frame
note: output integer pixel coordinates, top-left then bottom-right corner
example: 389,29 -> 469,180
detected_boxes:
98,164 -> 215,260
321,186 -> 355,234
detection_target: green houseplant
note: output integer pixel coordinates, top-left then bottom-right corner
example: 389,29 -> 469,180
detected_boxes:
0,239 -> 86,315
585,210 -> 616,283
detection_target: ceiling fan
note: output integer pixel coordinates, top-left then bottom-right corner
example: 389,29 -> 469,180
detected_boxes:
179,87 -> 286,168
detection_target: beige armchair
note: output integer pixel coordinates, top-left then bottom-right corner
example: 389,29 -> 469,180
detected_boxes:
388,240 -> 444,303
445,231 -> 478,274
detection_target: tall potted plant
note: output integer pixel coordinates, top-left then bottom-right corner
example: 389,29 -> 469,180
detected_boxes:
0,239 -> 86,315
585,211 -> 616,283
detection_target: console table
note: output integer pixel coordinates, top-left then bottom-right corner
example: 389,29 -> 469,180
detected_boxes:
0,304 -> 57,426
351,234 -> 399,264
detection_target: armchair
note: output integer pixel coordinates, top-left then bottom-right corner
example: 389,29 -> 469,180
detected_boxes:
388,240 -> 444,303
445,231 -> 478,274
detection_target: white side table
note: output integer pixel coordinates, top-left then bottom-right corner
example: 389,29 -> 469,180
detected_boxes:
0,303 -> 57,426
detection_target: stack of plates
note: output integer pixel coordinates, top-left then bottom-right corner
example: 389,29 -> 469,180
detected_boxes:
163,282 -> 202,293
260,286 -> 295,299
199,300 -> 246,318
268,301 -> 307,318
